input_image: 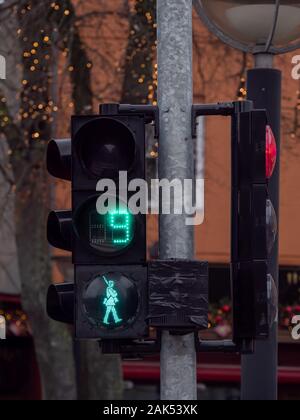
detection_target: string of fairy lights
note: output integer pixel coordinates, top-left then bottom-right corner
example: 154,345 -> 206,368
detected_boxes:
122,0 -> 157,108
1,303 -> 298,339
0,1 -> 92,142
1,1 -> 300,138
19,29 -> 54,143
237,76 -> 247,101
290,87 -> 300,140
0,308 -> 30,337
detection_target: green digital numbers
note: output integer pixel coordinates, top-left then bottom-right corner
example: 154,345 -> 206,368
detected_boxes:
109,210 -> 131,245
75,196 -> 135,254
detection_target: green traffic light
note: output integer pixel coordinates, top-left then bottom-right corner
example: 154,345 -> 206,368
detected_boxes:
82,272 -> 139,330
102,275 -> 122,326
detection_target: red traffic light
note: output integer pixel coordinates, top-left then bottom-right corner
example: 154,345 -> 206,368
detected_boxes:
266,125 -> 277,179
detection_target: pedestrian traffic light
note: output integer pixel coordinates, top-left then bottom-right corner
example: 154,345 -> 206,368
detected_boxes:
46,104 -> 158,342
73,104 -> 158,340
76,265 -> 148,340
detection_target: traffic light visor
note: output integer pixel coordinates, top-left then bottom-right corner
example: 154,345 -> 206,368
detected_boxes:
47,139 -> 71,181
47,211 -> 72,252
47,283 -> 74,324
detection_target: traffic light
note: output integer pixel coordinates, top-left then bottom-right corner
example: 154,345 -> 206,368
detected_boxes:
231,108 -> 278,343
192,101 -> 276,347
76,265 -> 148,340
71,104 -> 153,266
47,104 -> 158,342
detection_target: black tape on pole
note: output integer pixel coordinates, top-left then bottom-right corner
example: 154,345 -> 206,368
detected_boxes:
148,260 -> 208,331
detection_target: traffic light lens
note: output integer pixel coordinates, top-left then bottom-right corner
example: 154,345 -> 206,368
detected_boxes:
266,199 -> 278,255
76,118 -> 136,178
74,196 -> 135,255
266,125 -> 277,179
267,274 -> 278,328
82,273 -> 139,329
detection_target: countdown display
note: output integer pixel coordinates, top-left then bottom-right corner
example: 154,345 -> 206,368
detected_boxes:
74,196 -> 135,255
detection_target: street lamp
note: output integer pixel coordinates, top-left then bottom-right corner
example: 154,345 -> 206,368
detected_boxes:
194,0 -> 300,401
194,0 -> 300,54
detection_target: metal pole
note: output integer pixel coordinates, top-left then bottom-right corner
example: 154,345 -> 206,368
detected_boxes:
241,53 -> 281,401
157,0 -> 197,400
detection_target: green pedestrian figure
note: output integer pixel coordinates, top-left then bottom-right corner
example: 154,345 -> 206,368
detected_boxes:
102,276 -> 122,325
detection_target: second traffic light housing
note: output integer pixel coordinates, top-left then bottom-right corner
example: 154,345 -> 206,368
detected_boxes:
192,101 -> 277,345
231,107 -> 278,342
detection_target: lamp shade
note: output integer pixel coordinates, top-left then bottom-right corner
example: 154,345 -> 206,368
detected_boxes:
194,0 -> 300,54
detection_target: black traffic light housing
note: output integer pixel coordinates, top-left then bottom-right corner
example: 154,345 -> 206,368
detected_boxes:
72,105 -> 157,340
46,104 -> 158,343
71,104 -> 158,267
231,109 -> 271,342
192,101 -> 271,347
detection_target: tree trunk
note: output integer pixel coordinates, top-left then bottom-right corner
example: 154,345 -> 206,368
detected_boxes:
14,169 -> 76,400
10,1 -> 77,400
76,342 -> 123,400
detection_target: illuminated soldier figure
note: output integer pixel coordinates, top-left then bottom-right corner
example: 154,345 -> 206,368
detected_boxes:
103,276 -> 122,325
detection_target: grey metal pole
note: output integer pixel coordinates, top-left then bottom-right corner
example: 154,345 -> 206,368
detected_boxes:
157,0 -> 197,401
241,53 -> 281,400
